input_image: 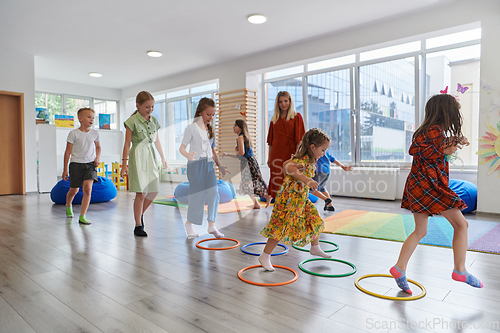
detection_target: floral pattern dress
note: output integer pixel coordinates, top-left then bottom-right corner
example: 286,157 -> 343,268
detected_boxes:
260,155 -> 324,247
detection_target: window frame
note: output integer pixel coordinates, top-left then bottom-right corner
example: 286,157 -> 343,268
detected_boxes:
261,25 -> 481,169
35,91 -> 120,131
151,82 -> 219,163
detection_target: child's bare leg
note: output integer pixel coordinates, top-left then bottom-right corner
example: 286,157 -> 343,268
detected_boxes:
310,237 -> 331,258
133,193 -> 148,236
138,192 -> 157,228
78,180 -> 93,224
440,208 -> 483,288
395,213 -> 428,270
80,180 -> 93,216
322,191 -> 331,204
250,195 -> 260,209
264,194 -> 272,208
134,193 -> 145,226
391,213 -> 428,294
259,238 -> 279,271
143,192 -> 157,213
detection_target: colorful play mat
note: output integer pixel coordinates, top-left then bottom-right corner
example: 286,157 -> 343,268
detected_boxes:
323,209 -> 500,254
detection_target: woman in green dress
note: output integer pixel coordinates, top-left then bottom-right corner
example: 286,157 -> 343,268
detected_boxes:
121,91 -> 168,236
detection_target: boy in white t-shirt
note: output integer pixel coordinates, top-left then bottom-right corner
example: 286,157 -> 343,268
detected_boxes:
62,108 -> 101,224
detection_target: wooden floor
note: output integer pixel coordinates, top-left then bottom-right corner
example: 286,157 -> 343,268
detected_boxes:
1,183 -> 499,333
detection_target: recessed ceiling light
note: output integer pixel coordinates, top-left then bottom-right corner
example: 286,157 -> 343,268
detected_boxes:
147,51 -> 162,58
89,72 -> 102,78
248,14 -> 266,24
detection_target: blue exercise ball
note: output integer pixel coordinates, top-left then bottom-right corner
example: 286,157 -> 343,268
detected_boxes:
50,176 -> 117,204
308,192 -> 319,203
449,179 -> 477,213
174,180 -> 236,204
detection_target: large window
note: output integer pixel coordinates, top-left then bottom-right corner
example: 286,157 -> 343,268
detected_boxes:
152,83 -> 218,162
94,100 -> 118,130
262,26 -> 481,167
35,92 -> 119,129
359,57 -> 415,163
307,68 -> 352,161
35,92 -> 62,124
265,77 -> 303,125
425,45 -> 481,167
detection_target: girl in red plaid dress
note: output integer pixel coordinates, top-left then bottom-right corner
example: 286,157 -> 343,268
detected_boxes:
391,94 -> 483,294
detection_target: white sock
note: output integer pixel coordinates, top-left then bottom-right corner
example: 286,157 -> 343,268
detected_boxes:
184,222 -> 199,238
310,245 -> 332,258
207,225 -> 224,238
258,252 -> 275,271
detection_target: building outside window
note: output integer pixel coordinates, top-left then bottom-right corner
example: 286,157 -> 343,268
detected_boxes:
262,26 -> 481,167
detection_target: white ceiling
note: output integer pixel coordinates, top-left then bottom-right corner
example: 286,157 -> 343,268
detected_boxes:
0,0 -> 453,89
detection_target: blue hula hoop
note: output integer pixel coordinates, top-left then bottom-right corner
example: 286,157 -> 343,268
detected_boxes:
241,242 -> 289,256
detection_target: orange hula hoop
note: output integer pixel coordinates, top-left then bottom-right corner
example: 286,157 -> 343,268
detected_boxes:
196,238 -> 241,250
238,265 -> 299,286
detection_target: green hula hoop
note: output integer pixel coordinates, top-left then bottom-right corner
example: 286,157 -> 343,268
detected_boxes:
299,258 -> 357,277
292,240 -> 339,253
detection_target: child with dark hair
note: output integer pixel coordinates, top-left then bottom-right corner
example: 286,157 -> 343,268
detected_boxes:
391,94 -> 483,294
222,119 -> 271,209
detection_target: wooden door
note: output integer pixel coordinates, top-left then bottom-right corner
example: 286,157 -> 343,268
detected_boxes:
0,91 -> 25,195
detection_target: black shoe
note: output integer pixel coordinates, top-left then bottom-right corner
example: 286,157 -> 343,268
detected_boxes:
324,198 -> 335,211
134,225 -> 148,237
324,205 -> 335,211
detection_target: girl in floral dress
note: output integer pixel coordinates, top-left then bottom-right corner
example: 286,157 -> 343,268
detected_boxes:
391,94 -> 483,294
259,128 -> 332,271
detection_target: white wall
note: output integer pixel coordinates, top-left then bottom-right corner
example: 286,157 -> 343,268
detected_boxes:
120,0 -> 500,213
35,78 -> 122,101
0,48 -> 37,192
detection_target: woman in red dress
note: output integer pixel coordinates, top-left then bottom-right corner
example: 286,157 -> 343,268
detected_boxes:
267,91 -> 305,199
391,94 -> 482,294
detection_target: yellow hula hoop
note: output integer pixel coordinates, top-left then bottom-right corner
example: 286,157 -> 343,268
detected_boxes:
354,274 -> 426,301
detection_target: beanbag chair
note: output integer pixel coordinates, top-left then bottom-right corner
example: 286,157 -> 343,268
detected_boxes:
50,176 -> 117,204
308,192 -> 319,203
449,179 -> 477,213
174,180 -> 236,204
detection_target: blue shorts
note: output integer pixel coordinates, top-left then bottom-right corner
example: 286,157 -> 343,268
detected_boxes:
313,172 -> 330,192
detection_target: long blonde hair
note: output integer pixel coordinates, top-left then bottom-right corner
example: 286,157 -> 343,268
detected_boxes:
132,91 -> 154,116
414,94 -> 464,145
194,97 -> 215,139
294,128 -> 331,164
270,91 -> 297,124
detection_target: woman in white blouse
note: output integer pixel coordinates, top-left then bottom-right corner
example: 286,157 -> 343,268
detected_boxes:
179,98 -> 229,238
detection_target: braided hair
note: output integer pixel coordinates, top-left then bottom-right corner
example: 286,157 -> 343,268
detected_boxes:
294,128 -> 331,163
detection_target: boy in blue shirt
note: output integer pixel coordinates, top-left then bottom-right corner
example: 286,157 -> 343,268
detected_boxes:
312,148 -> 352,211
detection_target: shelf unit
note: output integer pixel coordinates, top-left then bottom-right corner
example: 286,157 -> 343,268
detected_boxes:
215,89 -> 257,181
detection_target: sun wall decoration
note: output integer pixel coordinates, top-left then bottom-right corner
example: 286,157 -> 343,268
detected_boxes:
477,121 -> 500,177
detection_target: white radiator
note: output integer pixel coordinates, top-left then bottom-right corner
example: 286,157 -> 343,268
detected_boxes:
326,167 -> 398,200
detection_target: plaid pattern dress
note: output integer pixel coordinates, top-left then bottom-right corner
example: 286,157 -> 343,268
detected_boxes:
401,125 -> 467,215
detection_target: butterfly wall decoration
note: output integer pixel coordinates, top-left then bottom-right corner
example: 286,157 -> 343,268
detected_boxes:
239,111 -> 246,116
457,83 -> 469,94
440,86 -> 448,94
